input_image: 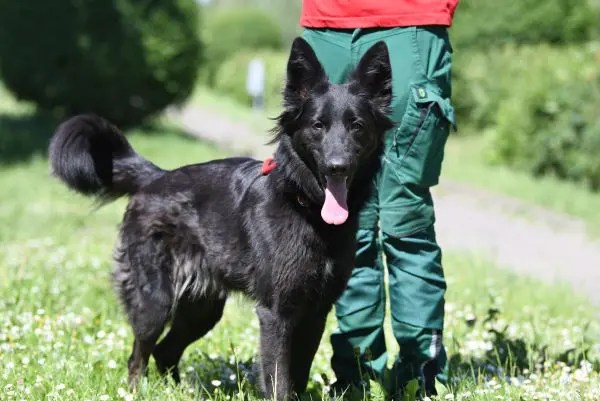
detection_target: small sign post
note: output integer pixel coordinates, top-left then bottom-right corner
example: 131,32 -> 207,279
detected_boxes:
246,58 -> 265,111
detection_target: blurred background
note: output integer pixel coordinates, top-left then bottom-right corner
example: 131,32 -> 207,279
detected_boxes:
2,0 -> 600,189
0,1 -> 599,400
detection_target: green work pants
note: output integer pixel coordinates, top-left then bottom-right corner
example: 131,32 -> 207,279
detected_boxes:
303,27 -> 455,395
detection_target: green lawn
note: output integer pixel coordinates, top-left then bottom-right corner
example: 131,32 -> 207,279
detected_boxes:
0,89 -> 598,400
192,87 -> 600,236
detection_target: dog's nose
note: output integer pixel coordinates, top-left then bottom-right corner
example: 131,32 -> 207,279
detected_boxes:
325,159 -> 350,176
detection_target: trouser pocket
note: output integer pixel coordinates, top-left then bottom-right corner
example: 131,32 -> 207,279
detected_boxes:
387,82 -> 455,187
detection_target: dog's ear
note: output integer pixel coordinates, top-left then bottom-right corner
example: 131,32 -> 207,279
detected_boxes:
350,41 -> 392,111
283,37 -> 327,106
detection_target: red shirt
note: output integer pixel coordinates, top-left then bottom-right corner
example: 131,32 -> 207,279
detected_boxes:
301,0 -> 459,28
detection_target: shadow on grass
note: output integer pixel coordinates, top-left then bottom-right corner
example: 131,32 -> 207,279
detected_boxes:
0,112 -> 57,165
0,112 -> 203,166
447,307 -> 599,386
183,353 -> 324,400
183,354 -> 260,398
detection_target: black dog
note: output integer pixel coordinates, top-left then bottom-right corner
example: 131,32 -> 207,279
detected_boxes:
49,38 -> 393,400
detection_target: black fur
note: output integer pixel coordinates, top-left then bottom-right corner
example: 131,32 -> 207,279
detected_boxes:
49,38 -> 393,400
49,115 -> 163,200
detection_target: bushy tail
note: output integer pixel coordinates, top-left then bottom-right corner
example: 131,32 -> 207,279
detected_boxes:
49,114 -> 164,201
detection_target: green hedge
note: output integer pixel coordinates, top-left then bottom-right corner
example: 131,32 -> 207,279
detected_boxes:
0,0 -> 202,126
454,43 -> 600,190
490,44 -> 600,190
452,0 -> 599,50
452,51 -> 504,131
214,50 -> 287,110
203,8 -> 283,86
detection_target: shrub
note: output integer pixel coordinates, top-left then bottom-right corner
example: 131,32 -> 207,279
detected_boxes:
452,0 -> 599,50
488,44 -> 600,190
0,0 -> 201,126
214,50 -> 287,111
203,8 -> 283,85
452,50 -> 508,131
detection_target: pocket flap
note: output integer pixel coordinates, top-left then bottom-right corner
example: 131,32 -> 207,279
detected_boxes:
380,197 -> 434,238
410,84 -> 456,130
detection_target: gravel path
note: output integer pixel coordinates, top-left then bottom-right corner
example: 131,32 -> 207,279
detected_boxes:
170,105 -> 600,306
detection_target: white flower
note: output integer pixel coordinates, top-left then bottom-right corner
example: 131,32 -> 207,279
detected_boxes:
211,379 -> 221,387
574,368 -> 589,382
56,383 -> 66,390
99,395 -> 110,401
117,387 -> 133,401
107,360 -> 117,369
580,360 -> 593,372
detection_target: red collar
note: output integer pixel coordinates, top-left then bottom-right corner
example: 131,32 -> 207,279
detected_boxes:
261,156 -> 277,175
261,157 -> 310,207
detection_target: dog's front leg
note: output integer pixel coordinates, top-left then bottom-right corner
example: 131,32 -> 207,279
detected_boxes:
289,310 -> 329,393
256,305 -> 293,401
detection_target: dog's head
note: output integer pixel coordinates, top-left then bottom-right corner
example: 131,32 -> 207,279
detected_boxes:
273,37 -> 394,225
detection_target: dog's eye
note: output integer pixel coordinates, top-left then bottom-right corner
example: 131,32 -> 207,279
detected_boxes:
351,121 -> 364,131
312,121 -> 324,130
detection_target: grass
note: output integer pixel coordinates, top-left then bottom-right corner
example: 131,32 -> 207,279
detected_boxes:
0,87 -> 598,400
192,87 -> 600,236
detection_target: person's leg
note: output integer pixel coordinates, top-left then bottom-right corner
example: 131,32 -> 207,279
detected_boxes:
330,222 -> 387,390
353,26 -> 455,396
384,224 -> 448,395
303,28 -> 388,391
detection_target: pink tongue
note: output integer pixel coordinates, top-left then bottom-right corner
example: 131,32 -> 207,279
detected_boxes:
321,176 -> 349,225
